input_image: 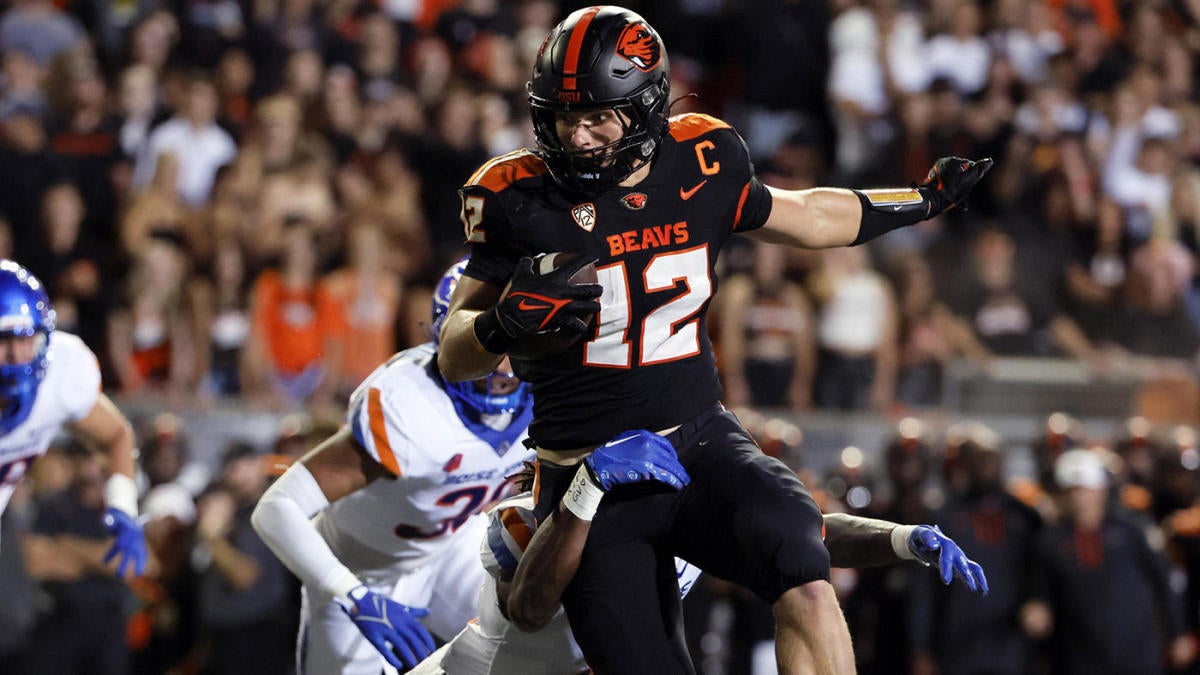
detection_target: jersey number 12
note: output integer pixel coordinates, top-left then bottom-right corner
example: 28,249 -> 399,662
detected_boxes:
584,245 -> 712,368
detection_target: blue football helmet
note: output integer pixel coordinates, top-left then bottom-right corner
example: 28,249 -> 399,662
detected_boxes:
0,261 -> 56,434
431,257 -> 531,416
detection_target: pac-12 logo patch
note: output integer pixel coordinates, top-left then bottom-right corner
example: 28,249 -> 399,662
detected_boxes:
615,22 -> 661,71
572,202 -> 597,231
621,193 -> 647,210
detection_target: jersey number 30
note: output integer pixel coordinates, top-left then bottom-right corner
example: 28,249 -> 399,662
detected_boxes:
584,245 -> 712,368
393,480 -> 515,540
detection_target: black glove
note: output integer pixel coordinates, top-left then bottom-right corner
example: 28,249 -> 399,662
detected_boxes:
474,254 -> 602,354
918,156 -> 994,217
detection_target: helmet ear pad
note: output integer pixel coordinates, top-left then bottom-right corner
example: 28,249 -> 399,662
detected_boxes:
526,6 -> 671,194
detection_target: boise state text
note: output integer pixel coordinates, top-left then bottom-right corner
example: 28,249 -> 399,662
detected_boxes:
459,114 -> 773,450
445,459 -> 526,486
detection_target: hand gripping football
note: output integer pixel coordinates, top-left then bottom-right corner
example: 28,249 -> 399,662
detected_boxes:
503,252 -> 600,360
531,252 -> 596,282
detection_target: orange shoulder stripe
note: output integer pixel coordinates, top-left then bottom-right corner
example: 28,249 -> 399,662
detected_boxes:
669,113 -> 731,142
466,150 -> 546,194
367,387 -> 402,476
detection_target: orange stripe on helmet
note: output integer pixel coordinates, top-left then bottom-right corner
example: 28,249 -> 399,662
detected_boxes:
368,388 -> 402,476
501,507 -> 533,551
562,6 -> 601,92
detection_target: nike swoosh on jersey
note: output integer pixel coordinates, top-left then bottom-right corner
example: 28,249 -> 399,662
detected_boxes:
679,180 -> 708,201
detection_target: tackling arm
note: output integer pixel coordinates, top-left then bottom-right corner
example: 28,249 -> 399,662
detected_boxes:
825,513 -> 988,592
507,507 -> 593,631
509,509 -> 987,624
823,512 -> 905,568
508,430 -> 690,631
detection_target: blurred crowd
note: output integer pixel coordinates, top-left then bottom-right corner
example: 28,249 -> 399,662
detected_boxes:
1,0 -> 1200,417
4,0 -> 1200,672
733,411 -> 1200,675
670,410 -> 1200,675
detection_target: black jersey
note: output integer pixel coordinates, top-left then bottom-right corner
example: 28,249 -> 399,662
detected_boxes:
460,114 -> 773,449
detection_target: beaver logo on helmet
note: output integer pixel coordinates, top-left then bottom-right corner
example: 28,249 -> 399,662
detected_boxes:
527,6 -> 670,193
615,22 -> 660,71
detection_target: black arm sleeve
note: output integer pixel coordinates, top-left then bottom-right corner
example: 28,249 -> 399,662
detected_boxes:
851,188 -> 931,246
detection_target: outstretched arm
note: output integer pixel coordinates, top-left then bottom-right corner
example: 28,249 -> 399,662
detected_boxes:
750,157 -> 994,249
824,513 -> 988,593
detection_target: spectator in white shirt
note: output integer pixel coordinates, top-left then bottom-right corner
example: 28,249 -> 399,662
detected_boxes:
925,0 -> 991,96
133,72 -> 236,206
1102,85 -> 1179,237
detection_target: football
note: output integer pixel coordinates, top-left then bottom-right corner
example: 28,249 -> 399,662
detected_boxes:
536,251 -> 598,285
505,252 -> 599,360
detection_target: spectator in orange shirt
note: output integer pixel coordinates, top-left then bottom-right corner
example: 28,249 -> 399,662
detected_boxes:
321,221 -> 401,395
243,219 -> 344,408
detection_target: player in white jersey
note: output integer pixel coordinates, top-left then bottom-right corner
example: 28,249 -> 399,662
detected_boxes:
0,260 -> 145,577
252,258 -> 537,674
414,455 -> 988,675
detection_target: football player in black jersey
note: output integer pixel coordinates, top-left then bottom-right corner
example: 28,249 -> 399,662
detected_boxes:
437,6 -> 993,674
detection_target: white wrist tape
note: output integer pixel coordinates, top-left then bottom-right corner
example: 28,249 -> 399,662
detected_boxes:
250,462 -> 361,598
891,525 -> 920,561
561,464 -> 605,521
105,473 -> 140,517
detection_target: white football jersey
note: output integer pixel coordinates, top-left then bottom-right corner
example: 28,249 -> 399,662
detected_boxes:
316,343 -> 534,575
0,332 -> 101,516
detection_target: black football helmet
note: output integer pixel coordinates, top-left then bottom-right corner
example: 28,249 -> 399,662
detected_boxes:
527,6 -> 670,194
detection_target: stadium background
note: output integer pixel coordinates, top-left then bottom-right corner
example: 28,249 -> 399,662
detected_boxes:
2,0 -> 1200,672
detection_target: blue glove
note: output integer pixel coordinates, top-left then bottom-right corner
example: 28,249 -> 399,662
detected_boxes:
338,585 -> 436,670
909,525 -> 989,594
586,429 -> 690,490
102,507 -> 147,577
